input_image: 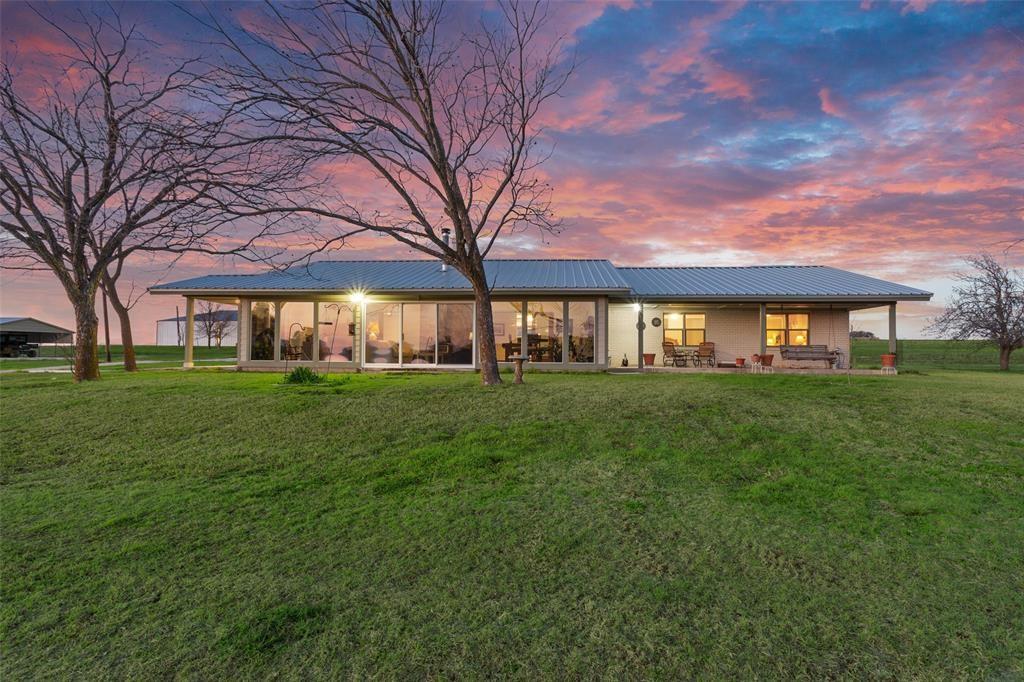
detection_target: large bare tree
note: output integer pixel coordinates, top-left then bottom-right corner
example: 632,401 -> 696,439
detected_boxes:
0,8 -> 305,380
192,0 -> 572,384
928,254 -> 1024,370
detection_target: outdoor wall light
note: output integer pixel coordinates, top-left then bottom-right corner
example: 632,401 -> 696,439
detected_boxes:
349,290 -> 365,303
632,302 -> 641,312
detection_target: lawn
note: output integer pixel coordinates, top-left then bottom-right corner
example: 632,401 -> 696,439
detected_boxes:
2,369 -> 1022,678
0,344 -> 236,371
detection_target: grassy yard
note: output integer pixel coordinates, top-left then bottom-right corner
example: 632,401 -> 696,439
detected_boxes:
2,369 -> 1022,678
851,338 -> 1022,371
0,344 -> 236,371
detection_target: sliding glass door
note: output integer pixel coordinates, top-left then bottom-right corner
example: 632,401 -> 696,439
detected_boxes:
402,303 -> 437,365
363,302 -> 474,368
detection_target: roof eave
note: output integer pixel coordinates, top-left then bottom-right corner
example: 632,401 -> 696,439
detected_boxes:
149,286 -> 632,296
615,293 -> 933,302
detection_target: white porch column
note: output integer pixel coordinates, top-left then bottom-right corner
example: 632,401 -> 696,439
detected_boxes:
183,296 -> 195,368
888,303 -> 897,360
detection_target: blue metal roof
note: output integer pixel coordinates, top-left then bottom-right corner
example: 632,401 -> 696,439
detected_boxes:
150,260 -> 931,301
151,259 -> 631,293
617,266 -> 932,299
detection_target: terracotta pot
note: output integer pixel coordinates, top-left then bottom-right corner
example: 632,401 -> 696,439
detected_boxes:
881,353 -> 896,367
735,357 -> 746,367
642,353 -> 656,366
760,353 -> 774,367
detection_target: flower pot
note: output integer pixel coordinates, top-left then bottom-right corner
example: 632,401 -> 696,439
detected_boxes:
642,353 -> 656,367
881,353 -> 896,368
735,357 -> 746,367
760,353 -> 774,367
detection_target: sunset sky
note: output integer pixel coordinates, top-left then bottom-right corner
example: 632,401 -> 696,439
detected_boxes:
1,0 -> 1022,341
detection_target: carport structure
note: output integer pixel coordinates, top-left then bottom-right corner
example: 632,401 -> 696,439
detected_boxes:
0,317 -> 74,356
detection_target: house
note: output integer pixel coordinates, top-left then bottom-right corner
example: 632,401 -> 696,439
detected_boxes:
0,316 -> 73,357
148,259 -> 932,370
156,310 -> 239,347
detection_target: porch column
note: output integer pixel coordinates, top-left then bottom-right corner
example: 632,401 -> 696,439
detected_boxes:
759,303 -> 767,356
888,303 -> 897,361
636,304 -> 645,369
183,296 -> 195,368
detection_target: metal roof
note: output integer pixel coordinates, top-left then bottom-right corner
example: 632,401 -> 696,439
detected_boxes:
150,259 -> 631,293
158,310 -> 238,323
150,260 -> 932,301
0,316 -> 74,333
617,265 -> 932,300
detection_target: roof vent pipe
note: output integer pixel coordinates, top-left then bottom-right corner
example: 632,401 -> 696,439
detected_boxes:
441,228 -> 451,272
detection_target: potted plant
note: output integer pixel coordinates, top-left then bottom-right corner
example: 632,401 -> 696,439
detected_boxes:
643,352 -> 656,366
735,357 -> 746,367
881,353 -> 896,368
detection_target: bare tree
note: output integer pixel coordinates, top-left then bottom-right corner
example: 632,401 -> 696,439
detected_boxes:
99,250 -> 147,371
190,0 -> 572,385
0,7 -> 306,380
196,300 -> 230,348
927,254 -> 1024,370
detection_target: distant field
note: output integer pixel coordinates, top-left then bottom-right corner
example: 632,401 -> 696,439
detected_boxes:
851,338 -> 1021,371
0,345 -> 236,371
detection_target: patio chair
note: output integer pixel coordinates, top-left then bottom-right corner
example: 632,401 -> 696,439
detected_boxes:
661,341 -> 689,367
694,342 -> 716,367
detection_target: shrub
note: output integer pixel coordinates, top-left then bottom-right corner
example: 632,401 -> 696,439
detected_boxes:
282,366 -> 325,385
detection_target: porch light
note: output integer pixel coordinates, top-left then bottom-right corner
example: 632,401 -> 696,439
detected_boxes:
632,302 -> 641,312
349,290 -> 365,303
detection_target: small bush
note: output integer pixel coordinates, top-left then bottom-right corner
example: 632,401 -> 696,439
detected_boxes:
282,366 -> 325,384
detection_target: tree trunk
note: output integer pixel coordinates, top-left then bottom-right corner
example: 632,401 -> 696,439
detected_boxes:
468,271 -> 502,386
999,345 -> 1011,371
102,274 -> 137,371
72,293 -> 101,381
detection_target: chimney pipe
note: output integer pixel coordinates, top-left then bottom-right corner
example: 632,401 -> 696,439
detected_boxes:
441,228 -> 451,272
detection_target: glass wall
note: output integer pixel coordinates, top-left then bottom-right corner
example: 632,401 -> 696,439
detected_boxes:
492,302 -> 523,361
402,303 -> 437,365
318,302 -> 355,362
568,302 -> 596,363
250,301 -> 275,360
438,303 -> 473,365
364,302 -> 401,364
279,302 -> 314,360
527,301 -> 564,362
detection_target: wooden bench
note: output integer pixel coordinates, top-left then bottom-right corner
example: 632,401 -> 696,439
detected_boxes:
780,345 -> 838,367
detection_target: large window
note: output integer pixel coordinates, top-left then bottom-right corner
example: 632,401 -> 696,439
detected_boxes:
365,303 -> 400,364
766,313 -> 809,347
568,302 -> 596,363
402,303 -> 436,365
438,303 -> 473,365
527,301 -> 564,362
250,301 -> 275,360
492,302 -> 523,361
318,302 -> 355,362
279,302 -> 314,360
663,312 -> 705,346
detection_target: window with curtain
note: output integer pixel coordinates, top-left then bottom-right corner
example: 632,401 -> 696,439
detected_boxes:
663,312 -> 705,346
766,313 -> 809,346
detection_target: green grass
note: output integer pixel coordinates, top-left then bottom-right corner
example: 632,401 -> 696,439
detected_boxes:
2,370 -> 1022,678
0,344 -> 236,371
852,338 -> 1022,371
